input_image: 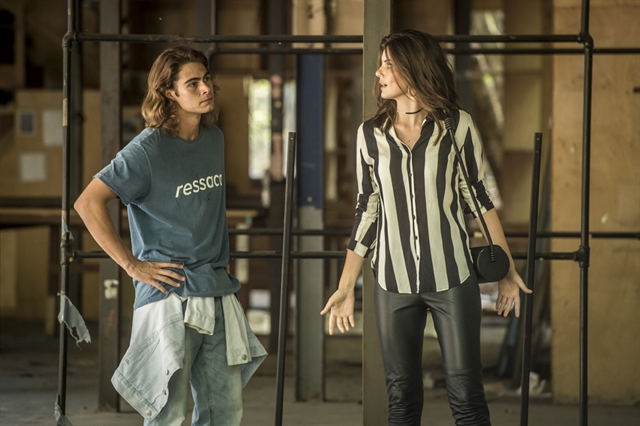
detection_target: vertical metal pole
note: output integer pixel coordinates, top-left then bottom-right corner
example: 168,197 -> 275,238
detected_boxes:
520,133 -> 543,426
275,132 -> 297,426
578,0 -> 593,425
68,0 -> 84,309
295,54 -> 325,402
268,0 -> 287,355
57,0 -> 75,414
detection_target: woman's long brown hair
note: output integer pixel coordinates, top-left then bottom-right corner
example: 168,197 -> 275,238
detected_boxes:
372,30 -> 459,143
141,46 -> 220,137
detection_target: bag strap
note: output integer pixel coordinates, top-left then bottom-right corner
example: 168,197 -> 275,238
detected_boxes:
444,115 -> 499,261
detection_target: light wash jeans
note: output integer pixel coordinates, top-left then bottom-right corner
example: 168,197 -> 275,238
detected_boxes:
144,298 -> 243,426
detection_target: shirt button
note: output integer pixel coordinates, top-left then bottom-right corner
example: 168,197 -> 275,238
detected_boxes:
163,389 -> 167,395
165,369 -> 169,375
145,410 -> 152,416
242,354 -> 248,361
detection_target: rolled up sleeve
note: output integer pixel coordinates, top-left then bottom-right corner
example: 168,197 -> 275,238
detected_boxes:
456,115 -> 494,217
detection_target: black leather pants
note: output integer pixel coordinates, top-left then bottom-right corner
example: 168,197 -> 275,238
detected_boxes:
374,282 -> 491,426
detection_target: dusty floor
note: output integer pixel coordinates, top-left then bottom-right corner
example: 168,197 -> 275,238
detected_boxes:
1,318 -> 638,426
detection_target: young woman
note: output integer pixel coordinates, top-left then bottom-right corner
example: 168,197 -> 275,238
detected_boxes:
321,30 -> 531,426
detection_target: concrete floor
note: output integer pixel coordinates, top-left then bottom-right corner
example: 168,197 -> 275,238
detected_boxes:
1,318 -> 638,426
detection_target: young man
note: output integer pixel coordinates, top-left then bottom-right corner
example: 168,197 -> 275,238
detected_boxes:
75,46 -> 266,425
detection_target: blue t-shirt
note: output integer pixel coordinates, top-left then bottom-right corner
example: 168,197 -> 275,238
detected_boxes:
95,125 -> 240,309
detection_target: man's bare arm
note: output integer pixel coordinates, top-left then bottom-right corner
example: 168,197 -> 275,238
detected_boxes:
74,178 -> 184,293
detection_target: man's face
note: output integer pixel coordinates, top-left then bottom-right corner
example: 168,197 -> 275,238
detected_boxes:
166,62 -> 214,115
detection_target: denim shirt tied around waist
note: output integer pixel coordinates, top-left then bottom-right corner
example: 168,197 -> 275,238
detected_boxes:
111,293 -> 267,422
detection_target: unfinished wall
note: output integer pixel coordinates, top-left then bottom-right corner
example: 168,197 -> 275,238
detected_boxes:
551,0 -> 640,404
0,90 -> 103,323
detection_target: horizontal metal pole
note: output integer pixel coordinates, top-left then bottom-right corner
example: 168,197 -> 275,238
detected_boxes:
74,249 -> 582,262
212,47 -> 362,55
511,252 -> 577,261
0,197 -> 63,208
446,47 -> 640,55
229,228 -> 639,239
439,34 -> 580,43
228,228 -> 351,236
72,32 -> 583,45
232,251 -> 346,259
75,33 -> 362,44
503,231 -> 640,239
73,250 -> 109,259
72,249 -> 347,260
66,32 -> 638,56
210,47 -> 640,56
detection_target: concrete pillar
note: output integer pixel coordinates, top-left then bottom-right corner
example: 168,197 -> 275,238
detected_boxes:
295,54 -> 325,402
362,2 -> 392,424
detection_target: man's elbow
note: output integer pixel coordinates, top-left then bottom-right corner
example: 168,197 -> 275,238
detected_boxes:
74,197 -> 84,216
74,193 -> 90,218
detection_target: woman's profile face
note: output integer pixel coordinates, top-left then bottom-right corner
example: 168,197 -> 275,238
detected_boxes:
375,49 -> 409,101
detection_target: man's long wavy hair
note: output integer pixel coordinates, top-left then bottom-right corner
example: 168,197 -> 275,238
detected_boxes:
372,30 -> 459,143
141,46 -> 219,137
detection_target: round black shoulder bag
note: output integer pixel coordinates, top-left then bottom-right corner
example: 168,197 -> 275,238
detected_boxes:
444,116 -> 510,283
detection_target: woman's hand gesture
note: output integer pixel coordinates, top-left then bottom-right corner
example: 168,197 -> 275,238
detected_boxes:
320,288 -> 356,335
496,269 -> 532,317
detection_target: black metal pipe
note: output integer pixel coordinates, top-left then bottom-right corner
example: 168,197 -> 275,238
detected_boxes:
444,47 -> 640,55
75,33 -> 363,43
520,134 -> 543,426
73,32 -> 584,44
501,231 -> 640,239
228,228 -> 351,236
57,0 -> 75,415
67,29 -> 640,56
579,0 -> 594,423
213,47 -> 363,55
72,248 -> 579,262
274,133 -> 297,426
512,252 -> 577,261
72,249 -> 348,260
68,31 -> 640,56
210,46 -> 640,56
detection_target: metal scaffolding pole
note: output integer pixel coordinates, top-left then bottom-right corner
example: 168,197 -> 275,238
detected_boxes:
578,1 -> 594,424
274,133 -> 297,426
520,134 -> 543,426
57,0 -> 75,415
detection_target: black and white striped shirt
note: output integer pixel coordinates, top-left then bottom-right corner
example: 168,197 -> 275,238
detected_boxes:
347,109 -> 494,293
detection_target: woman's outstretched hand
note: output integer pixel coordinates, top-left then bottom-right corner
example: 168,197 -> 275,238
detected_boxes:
496,269 -> 532,317
320,288 -> 356,335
